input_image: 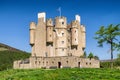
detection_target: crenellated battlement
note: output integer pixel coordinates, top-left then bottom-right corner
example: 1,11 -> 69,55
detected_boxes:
46,18 -> 53,27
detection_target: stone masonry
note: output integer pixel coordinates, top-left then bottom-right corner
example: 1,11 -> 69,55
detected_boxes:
13,12 -> 100,69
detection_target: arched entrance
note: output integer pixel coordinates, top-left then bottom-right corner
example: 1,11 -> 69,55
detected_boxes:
58,62 -> 61,68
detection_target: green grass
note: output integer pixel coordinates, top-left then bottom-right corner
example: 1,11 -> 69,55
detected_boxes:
0,68 -> 120,80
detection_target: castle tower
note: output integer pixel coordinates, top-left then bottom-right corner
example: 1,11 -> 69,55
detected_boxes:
46,18 -> 54,57
71,20 -> 79,46
46,18 -> 53,43
30,22 -> 36,56
55,17 -> 67,56
81,25 -> 86,49
33,12 -> 47,57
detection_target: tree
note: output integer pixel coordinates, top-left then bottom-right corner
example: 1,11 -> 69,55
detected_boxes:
94,56 -> 99,60
88,52 -> 94,59
94,24 -> 120,68
117,53 -> 120,59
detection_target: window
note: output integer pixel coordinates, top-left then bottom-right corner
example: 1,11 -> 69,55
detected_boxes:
62,22 -> 64,24
75,38 -> 76,41
86,62 -> 88,65
52,61 -> 54,64
50,35 -> 51,37
89,62 -> 91,65
62,33 -> 64,36
66,61 -> 68,63
75,30 -> 76,33
62,41 -> 64,44
62,49 -> 64,51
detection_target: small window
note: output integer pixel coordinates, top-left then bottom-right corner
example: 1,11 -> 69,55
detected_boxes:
62,41 -> 64,44
86,62 -> 88,65
50,35 -> 51,37
68,39 -> 70,42
62,22 -> 64,24
90,62 -> 91,65
66,61 -> 68,63
62,49 -> 64,51
62,33 -> 64,36
75,30 -> 76,33
52,61 -> 54,64
75,38 -> 76,41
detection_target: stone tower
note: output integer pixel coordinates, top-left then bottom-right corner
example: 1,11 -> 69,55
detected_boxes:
46,18 -> 55,57
55,17 -> 67,56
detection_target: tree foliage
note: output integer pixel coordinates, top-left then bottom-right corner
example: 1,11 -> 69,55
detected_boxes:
0,50 -> 30,71
88,52 -> 94,59
94,24 -> 120,68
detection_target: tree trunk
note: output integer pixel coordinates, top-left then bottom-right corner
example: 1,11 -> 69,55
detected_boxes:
111,41 -> 113,68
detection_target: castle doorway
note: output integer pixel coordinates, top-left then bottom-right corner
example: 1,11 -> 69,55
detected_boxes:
58,62 -> 61,68
78,62 -> 80,68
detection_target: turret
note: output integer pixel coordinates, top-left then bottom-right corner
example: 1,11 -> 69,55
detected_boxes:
81,25 -> 86,49
71,20 -> 79,46
46,18 -> 53,43
30,22 -> 36,46
55,17 -> 67,29
55,16 -> 67,56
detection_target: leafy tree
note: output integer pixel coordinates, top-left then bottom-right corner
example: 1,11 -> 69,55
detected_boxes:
88,52 -> 94,59
117,54 -> 120,59
94,24 -> 120,68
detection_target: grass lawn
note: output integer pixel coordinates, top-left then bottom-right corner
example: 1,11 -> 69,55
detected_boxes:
0,68 -> 120,80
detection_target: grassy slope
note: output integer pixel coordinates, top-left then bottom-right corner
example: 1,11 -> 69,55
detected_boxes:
0,68 -> 120,80
0,50 -> 30,71
0,43 -> 31,71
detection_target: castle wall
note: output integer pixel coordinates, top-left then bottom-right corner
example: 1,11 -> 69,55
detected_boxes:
13,57 -> 100,69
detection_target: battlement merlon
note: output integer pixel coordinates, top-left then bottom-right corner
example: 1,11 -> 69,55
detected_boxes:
46,18 -> 53,27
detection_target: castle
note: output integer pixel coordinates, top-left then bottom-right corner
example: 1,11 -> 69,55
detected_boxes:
13,12 -> 99,69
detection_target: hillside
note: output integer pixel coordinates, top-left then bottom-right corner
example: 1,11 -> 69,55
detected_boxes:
0,68 -> 120,80
0,43 -> 30,71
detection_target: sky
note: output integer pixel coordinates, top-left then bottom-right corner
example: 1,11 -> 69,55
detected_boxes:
0,0 -> 120,60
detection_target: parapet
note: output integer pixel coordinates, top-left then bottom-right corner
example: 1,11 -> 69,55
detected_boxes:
81,25 -> 85,32
46,18 -> 53,26
55,16 -> 67,29
71,20 -> 79,28
30,22 -> 36,29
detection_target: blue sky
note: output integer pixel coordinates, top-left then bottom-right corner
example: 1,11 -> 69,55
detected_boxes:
0,0 -> 120,60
